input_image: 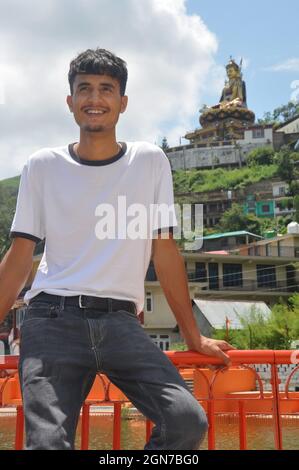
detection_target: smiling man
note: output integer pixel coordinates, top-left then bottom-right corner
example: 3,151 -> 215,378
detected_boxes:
0,48 -> 235,450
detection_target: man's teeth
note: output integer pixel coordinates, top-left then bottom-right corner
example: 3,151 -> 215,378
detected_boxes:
86,110 -> 105,114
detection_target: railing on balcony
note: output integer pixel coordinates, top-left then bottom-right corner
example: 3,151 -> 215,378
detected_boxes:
249,246 -> 299,258
187,275 -> 297,293
205,245 -> 299,258
0,351 -> 298,450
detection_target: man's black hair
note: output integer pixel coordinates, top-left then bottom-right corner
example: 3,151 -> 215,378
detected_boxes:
68,48 -> 128,96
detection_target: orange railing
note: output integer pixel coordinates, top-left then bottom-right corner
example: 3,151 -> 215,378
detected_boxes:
0,351 -> 298,450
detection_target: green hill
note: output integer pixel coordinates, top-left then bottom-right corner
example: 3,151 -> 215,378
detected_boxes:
173,164 -> 278,194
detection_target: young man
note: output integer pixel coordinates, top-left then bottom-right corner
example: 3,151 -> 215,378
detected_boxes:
0,48 -> 234,450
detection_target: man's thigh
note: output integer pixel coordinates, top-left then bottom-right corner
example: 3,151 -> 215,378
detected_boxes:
19,301 -> 96,449
100,310 -> 187,386
100,310 -> 201,424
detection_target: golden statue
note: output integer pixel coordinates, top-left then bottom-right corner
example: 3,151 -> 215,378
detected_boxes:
185,57 -> 255,144
213,58 -> 247,109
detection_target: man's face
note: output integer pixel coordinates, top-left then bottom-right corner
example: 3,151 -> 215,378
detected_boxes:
66,74 -> 128,133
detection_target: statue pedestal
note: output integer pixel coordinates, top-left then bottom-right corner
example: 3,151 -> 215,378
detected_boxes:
185,106 -> 255,144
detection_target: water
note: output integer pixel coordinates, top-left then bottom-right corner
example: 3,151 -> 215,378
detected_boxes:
0,413 -> 298,450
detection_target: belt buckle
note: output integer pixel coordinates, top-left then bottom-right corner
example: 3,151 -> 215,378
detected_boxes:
79,295 -> 87,308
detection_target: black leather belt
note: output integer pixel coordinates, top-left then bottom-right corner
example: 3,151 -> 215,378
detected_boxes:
29,291 -> 137,315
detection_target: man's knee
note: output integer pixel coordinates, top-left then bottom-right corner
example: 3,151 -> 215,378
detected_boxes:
188,406 -> 208,449
26,432 -> 73,450
165,400 -> 208,449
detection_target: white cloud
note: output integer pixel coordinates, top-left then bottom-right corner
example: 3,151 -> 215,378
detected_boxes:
0,0 -> 218,179
266,58 -> 299,72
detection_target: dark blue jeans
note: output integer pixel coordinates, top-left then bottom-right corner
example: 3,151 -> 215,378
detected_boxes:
19,294 -> 208,450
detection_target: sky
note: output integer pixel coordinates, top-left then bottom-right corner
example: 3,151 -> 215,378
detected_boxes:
0,0 -> 298,180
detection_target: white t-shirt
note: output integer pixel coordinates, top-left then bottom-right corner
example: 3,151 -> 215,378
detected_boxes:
10,141 -> 177,313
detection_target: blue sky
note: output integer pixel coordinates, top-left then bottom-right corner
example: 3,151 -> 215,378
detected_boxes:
186,0 -> 299,124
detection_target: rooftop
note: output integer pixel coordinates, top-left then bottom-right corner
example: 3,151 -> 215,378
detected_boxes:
193,299 -> 271,329
199,230 -> 264,241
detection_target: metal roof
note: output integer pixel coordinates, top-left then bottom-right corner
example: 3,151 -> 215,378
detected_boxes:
193,299 -> 271,329
197,231 -> 264,241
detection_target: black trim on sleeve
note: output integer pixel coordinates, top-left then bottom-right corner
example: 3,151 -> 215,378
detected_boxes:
9,231 -> 42,244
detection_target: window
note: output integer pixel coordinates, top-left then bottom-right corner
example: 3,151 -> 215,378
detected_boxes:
279,186 -> 286,196
262,204 -> 270,213
223,263 -> 243,287
208,263 -> 219,290
252,128 -> 265,139
149,334 -> 170,351
256,265 -> 276,288
145,292 -> 153,313
195,262 -> 207,282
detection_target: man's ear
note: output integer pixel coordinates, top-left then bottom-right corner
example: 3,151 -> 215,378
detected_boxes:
120,95 -> 128,114
66,95 -> 73,113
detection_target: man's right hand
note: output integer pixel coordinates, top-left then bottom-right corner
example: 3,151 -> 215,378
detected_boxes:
186,334 -> 237,369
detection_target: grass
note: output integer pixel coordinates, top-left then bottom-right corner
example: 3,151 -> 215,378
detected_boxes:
173,164 -> 278,194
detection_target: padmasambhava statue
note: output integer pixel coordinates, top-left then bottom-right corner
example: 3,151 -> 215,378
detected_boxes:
218,59 -> 247,109
184,57 -> 255,143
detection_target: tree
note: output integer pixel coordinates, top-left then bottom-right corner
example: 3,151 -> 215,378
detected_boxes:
260,215 -> 293,235
294,195 -> 299,223
257,101 -> 299,126
257,111 -> 277,126
246,147 -> 275,166
212,294 -> 299,350
161,137 -> 169,151
273,101 -> 299,122
274,146 -> 298,191
218,203 -> 261,235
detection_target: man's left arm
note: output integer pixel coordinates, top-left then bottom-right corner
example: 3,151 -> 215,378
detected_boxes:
152,233 -> 235,366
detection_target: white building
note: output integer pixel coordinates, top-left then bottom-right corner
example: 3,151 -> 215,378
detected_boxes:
236,125 -> 273,146
167,124 -> 274,171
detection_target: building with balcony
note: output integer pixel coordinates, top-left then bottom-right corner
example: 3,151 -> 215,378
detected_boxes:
176,177 -> 297,229
236,229 -> 299,259
143,236 -> 299,348
198,231 -> 263,253
273,115 -> 299,150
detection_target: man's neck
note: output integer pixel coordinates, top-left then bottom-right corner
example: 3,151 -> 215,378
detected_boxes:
75,131 -> 120,161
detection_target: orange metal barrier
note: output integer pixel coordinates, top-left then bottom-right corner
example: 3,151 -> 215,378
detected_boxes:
0,350 -> 298,450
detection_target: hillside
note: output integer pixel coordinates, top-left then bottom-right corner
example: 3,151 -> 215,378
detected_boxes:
172,164 -> 279,194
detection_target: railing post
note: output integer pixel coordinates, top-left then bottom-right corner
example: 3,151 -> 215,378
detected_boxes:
15,406 -> 24,450
146,419 -> 153,443
81,403 -> 90,450
271,364 -> 283,450
207,400 -> 216,450
113,403 -> 122,450
238,400 -> 247,450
